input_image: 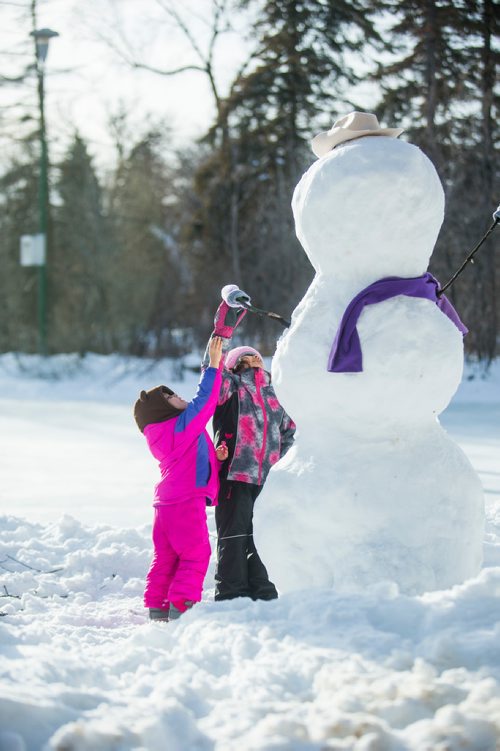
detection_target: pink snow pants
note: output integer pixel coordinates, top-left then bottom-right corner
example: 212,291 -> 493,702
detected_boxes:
143,498 -> 211,610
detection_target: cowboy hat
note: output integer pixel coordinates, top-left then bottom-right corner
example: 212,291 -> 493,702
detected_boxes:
311,111 -> 404,158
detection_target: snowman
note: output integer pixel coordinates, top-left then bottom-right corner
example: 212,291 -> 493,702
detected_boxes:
254,112 -> 484,595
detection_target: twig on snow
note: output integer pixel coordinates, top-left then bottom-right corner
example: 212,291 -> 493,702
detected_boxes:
4,554 -> 64,574
1,585 -> 20,599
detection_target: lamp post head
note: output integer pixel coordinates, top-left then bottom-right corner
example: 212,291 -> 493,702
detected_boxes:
30,28 -> 59,63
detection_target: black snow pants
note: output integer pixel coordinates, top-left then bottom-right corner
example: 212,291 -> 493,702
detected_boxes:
214,480 -> 278,602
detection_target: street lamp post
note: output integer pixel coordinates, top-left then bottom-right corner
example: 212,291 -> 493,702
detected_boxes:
30,27 -> 59,356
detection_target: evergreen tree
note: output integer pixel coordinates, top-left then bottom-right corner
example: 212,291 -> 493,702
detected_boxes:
189,0 -> 380,349
450,0 -> 498,363
371,0 -> 478,164
371,0 -> 499,362
52,135 -> 113,353
0,141 -> 40,352
108,130 -> 189,356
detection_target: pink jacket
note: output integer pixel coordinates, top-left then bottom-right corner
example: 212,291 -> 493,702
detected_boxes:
144,366 -> 222,506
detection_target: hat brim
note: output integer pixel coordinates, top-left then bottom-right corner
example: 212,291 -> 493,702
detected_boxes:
234,351 -> 262,367
311,127 -> 404,158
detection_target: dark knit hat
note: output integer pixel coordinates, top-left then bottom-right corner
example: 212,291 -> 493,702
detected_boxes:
133,385 -> 184,433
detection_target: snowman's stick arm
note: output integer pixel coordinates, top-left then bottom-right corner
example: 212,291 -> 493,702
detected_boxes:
438,204 -> 499,296
236,299 -> 291,329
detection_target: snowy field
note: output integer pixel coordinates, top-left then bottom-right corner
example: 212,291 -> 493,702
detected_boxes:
0,352 -> 499,751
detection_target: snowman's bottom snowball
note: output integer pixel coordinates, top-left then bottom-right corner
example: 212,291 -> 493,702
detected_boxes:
254,426 -> 484,596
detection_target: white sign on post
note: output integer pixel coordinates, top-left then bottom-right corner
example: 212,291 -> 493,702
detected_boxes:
20,234 -> 46,267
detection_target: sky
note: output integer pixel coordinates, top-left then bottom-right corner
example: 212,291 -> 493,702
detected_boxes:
0,0 -> 383,177
0,0 -> 252,172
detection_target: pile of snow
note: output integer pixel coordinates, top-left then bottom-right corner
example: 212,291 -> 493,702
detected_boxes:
0,352 -> 200,405
0,353 -> 499,749
1,512 -> 500,750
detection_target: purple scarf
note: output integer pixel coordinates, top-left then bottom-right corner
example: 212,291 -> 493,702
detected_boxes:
328,273 -> 468,373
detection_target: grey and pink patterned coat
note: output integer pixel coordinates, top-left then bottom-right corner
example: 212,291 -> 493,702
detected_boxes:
203,301 -> 296,486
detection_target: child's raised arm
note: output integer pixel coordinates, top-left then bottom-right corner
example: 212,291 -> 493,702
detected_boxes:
172,364 -> 222,447
201,285 -> 250,370
209,336 -> 223,368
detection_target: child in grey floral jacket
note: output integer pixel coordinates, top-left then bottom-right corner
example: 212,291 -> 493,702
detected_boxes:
203,285 -> 296,602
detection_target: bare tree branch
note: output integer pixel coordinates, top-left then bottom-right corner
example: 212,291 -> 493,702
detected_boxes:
130,61 -> 207,76
5,553 -> 64,574
154,0 -> 207,64
94,0 -> 245,122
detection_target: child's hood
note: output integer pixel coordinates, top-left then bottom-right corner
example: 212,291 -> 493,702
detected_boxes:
143,420 -> 174,461
133,385 -> 183,433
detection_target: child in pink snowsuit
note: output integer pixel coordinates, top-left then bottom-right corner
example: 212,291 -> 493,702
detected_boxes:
134,337 -> 228,622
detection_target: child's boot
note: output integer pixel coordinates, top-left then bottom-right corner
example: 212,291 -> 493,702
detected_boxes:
169,600 -> 195,620
149,607 -> 170,622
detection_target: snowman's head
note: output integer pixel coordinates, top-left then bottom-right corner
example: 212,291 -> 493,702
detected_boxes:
292,137 -> 444,285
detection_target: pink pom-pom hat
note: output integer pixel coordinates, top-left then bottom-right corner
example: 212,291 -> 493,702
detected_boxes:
225,346 -> 263,371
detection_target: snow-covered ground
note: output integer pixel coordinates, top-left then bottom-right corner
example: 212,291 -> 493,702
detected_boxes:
0,353 -> 499,751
